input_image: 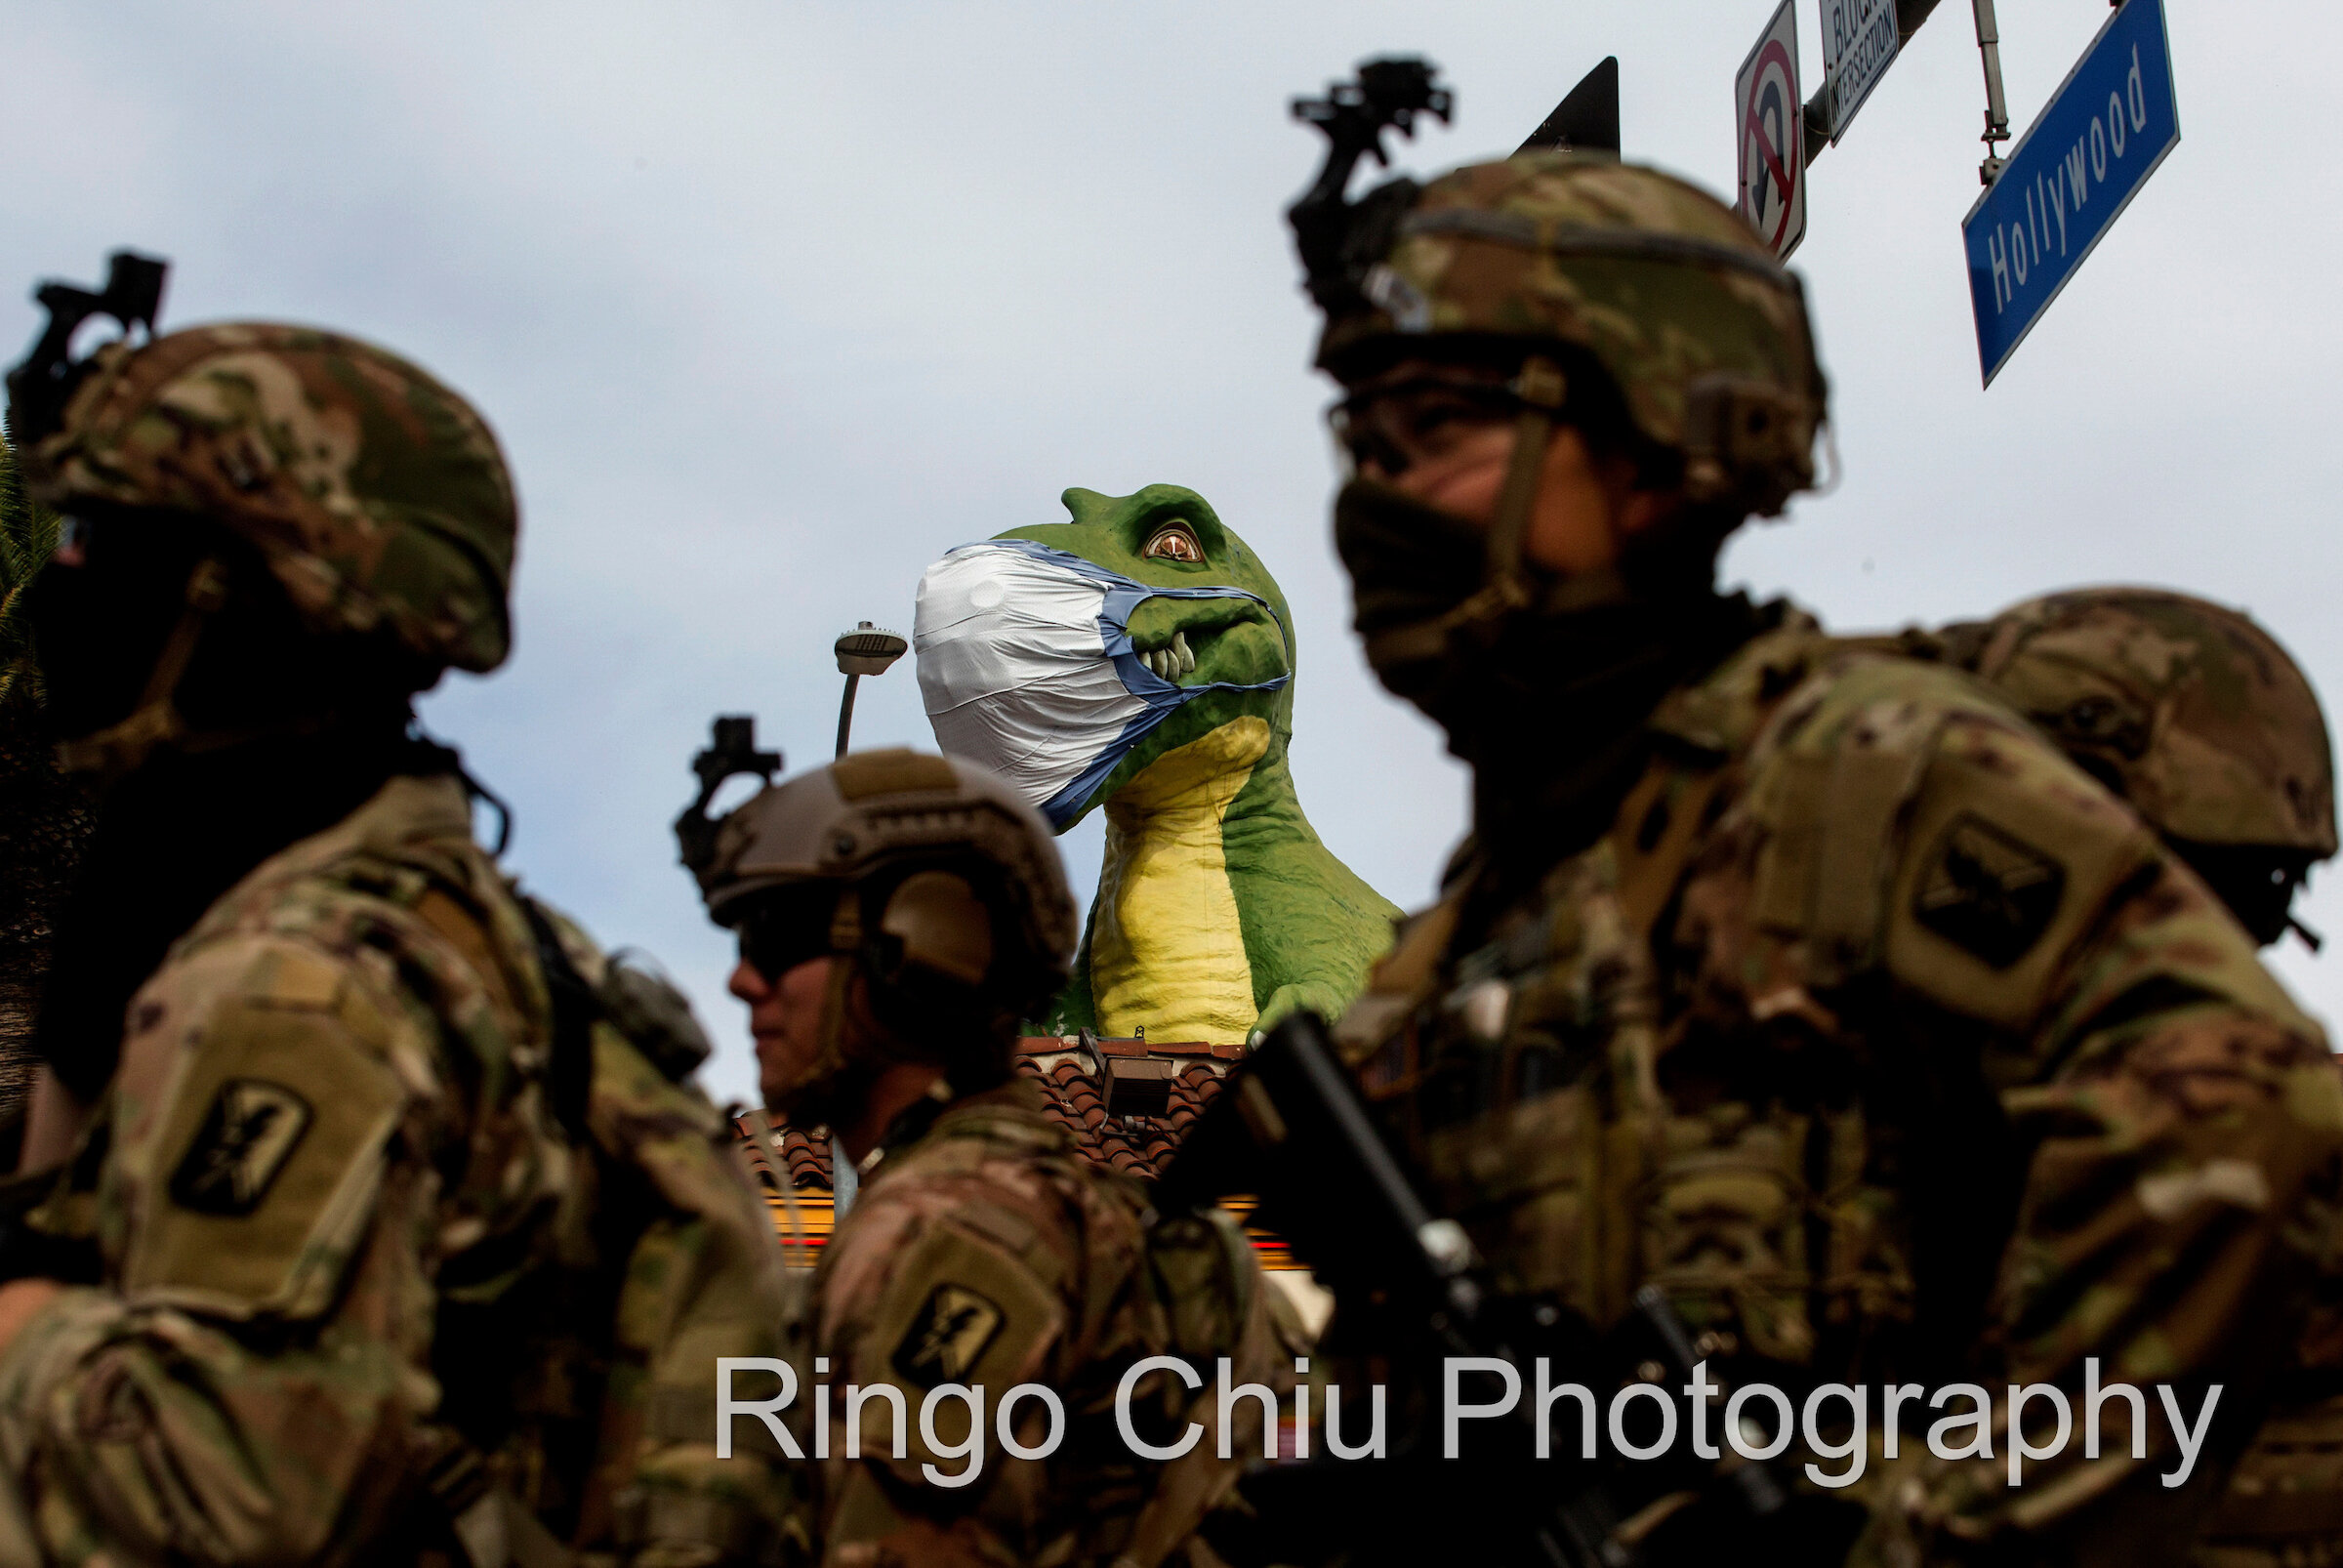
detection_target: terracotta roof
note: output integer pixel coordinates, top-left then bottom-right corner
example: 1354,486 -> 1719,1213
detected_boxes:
734,1037 -> 1232,1189
732,1116 -> 837,1267
732,1035 -> 1292,1266
1013,1036 -> 1232,1177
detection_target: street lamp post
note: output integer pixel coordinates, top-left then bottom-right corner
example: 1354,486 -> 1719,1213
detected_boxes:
833,621 -> 908,759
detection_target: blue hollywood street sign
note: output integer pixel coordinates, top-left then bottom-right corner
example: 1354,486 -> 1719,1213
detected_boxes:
1962,0 -> 2179,385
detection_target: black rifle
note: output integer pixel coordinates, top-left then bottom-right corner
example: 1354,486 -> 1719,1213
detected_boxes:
1158,1012 -> 1799,1568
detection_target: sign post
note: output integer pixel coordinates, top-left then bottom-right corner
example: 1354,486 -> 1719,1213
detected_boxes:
1735,0 -> 1806,260
1961,0 -> 2179,385
1821,0 -> 1901,142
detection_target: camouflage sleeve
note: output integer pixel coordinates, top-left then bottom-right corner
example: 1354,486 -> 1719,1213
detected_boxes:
0,928 -> 464,1566
1760,661 -> 2343,1562
807,1167 -> 1077,1567
583,1029 -> 801,1568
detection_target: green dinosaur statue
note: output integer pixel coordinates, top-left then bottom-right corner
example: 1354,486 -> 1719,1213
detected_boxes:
915,482 -> 1398,1047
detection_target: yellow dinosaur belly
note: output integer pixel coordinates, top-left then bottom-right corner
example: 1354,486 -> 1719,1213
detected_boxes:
1091,717 -> 1267,1044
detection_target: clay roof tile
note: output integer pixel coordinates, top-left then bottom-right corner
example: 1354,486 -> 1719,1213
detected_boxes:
1012,1045 -> 1251,1177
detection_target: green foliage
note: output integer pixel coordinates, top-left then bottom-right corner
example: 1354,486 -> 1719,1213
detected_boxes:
0,428 -> 58,710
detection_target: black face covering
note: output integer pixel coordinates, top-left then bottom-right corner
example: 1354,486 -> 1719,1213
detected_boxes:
1334,476 -> 1768,877
26,508 -> 448,1101
32,730 -> 447,1101
24,513 -> 211,746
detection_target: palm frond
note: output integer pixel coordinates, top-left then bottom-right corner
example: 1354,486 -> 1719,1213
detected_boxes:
0,426 -> 59,710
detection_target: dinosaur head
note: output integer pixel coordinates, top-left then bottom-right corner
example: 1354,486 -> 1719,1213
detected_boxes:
914,483 -> 1295,830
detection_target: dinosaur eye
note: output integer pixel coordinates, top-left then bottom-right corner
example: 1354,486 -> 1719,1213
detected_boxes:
1142,523 -> 1203,563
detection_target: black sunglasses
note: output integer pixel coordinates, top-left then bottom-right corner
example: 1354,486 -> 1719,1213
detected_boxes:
733,886 -> 844,981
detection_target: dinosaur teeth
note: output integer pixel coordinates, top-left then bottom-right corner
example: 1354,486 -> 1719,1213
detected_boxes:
1135,639 -> 1197,681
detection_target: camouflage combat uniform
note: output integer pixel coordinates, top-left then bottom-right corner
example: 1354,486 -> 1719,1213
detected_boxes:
0,775 -> 792,1566
1299,146 -> 2343,1563
1937,588 -> 2337,947
0,318 -> 795,1566
1929,590 -> 2343,1566
799,1078 -> 1284,1568
1338,615 -> 2343,1558
687,752 -> 1293,1568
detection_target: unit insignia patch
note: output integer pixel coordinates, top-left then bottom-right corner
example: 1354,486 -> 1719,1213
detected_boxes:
1912,812 -> 2067,969
891,1282 -> 1006,1387
169,1078 -> 314,1216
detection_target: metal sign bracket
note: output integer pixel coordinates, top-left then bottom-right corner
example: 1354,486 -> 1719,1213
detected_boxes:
1972,0 -> 2012,184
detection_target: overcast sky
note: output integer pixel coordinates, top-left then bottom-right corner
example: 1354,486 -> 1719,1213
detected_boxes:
5,2 -> 2334,1104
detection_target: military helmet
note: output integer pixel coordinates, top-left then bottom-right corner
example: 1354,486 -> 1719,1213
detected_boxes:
1950,588 -> 2334,946
699,749 -> 1076,1113
23,322 -> 516,674
1319,152 -> 1827,517
1960,589 -> 2334,855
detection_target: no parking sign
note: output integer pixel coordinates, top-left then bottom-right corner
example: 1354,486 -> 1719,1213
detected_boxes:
1735,0 -> 1806,260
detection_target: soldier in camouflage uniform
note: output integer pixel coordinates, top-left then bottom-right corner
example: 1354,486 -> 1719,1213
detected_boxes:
1303,149 -> 2343,1564
694,750 -> 1290,1568
0,314 -> 793,1566
1935,589 -> 2336,949
1925,591 -> 2343,1566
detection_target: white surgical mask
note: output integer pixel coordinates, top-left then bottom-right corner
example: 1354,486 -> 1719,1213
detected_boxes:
914,538 -> 1289,827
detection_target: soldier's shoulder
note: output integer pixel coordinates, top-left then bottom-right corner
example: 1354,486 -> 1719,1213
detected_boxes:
1769,642 -> 2036,746
841,1091 -> 1139,1298
1717,647 -> 2317,1038
1647,607 -> 2013,766
881,1093 -> 1122,1230
1740,640 -> 2135,857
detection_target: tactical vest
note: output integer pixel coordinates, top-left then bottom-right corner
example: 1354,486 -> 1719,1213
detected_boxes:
1334,624 -> 2050,1385
410,891 -> 791,1568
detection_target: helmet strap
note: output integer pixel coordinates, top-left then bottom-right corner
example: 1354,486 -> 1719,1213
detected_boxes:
1476,353 -> 1570,621
56,556 -> 244,783
800,884 -> 926,1123
1481,402 -> 1553,615
1350,392 -> 1563,675
55,555 -> 357,783
1380,356 -> 1562,659
811,885 -> 864,1079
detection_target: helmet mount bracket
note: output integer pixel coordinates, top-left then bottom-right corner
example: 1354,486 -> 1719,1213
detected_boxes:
675,715 -> 783,876
6,251 -> 169,445
1288,59 -> 1453,316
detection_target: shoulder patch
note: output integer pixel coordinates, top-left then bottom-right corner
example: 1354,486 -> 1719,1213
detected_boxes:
168,1078 -> 315,1215
890,1282 -> 1005,1387
1912,813 -> 2067,969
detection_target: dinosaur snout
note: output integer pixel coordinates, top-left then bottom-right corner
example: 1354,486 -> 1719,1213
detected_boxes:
1125,598 -> 1286,687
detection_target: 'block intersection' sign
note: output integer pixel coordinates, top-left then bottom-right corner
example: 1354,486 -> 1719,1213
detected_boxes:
1962,0 -> 2180,385
1821,0 -> 1900,143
